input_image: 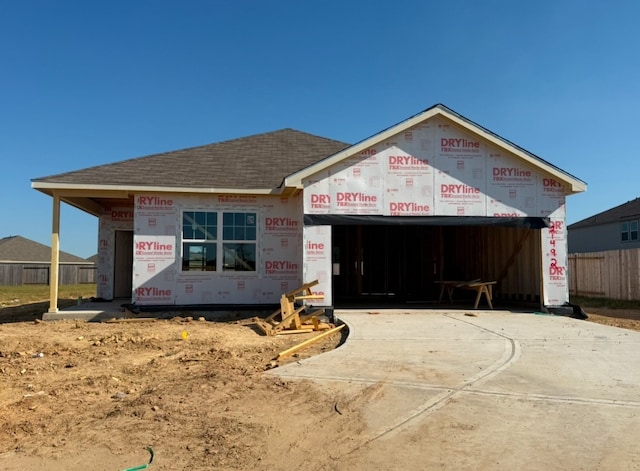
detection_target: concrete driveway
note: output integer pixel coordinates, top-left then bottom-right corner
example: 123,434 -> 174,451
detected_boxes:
272,310 -> 640,470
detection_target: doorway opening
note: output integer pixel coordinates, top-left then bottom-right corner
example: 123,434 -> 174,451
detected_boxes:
332,225 -> 441,305
113,230 -> 134,299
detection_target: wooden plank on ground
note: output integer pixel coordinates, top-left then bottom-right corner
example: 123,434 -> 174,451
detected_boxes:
103,318 -> 157,323
276,324 -> 345,360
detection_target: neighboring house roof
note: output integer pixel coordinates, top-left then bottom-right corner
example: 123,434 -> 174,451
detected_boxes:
286,103 -> 586,194
32,129 -> 350,192
0,236 -> 93,264
568,198 -> 640,229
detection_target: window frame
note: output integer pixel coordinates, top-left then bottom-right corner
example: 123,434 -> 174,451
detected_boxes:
181,211 -> 218,271
222,212 -> 257,272
181,210 -> 257,273
620,220 -> 639,243
631,221 -> 639,241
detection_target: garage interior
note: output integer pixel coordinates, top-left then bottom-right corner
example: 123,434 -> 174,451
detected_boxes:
330,220 -> 544,309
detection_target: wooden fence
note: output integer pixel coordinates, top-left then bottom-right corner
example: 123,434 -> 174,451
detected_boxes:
0,263 -> 96,286
569,248 -> 640,300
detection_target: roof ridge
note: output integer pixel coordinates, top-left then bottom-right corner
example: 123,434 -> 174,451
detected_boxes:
568,197 -> 640,228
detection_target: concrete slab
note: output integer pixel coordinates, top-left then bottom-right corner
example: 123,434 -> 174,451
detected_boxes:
42,300 -> 277,322
271,310 -> 640,470
42,299 -> 128,321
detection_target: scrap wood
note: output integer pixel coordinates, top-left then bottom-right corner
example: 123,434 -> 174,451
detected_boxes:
103,318 -> 158,323
255,280 -> 327,336
275,324 -> 345,360
274,328 -> 315,335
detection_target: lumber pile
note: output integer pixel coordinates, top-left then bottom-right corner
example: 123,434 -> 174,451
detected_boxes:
255,280 -> 330,336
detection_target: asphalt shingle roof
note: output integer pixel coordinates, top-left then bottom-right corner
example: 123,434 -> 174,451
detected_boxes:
32,129 -> 351,190
0,236 -> 92,263
568,198 -> 640,229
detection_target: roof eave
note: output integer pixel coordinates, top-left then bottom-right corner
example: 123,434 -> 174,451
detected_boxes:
0,259 -> 95,265
31,182 -> 279,196
31,182 -> 284,217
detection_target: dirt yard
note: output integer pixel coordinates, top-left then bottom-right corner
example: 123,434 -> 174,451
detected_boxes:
0,306 -> 638,470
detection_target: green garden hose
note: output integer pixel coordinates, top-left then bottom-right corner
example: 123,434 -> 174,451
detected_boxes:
119,447 -> 154,471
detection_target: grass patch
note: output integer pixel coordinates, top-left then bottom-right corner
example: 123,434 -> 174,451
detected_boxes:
0,284 -> 97,307
0,284 -> 98,323
571,295 -> 640,310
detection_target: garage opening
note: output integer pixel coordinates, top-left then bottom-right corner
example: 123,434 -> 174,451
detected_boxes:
306,215 -> 549,309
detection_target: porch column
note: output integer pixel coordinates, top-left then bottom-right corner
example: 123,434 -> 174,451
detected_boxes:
48,194 -> 61,313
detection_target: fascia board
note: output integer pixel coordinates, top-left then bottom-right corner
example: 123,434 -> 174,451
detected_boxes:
31,182 -> 276,196
0,260 -> 94,264
31,185 -> 133,198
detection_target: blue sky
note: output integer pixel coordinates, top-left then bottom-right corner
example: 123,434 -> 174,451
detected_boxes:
1,1 -> 639,258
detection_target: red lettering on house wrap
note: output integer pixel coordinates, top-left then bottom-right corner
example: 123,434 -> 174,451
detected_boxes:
265,260 -> 299,274
389,202 -> 430,215
440,137 -> 481,152
305,241 -> 325,251
492,167 -> 531,177
138,196 -> 174,207
310,194 -> 331,209
111,210 -> 133,220
135,287 -> 172,297
265,217 -> 299,230
440,184 -> 481,200
388,155 -> 429,170
550,220 -> 564,231
336,192 -> 377,207
492,167 -> 532,181
135,241 -> 173,252
135,240 -> 174,256
543,178 -> 564,192
549,259 -> 565,278
440,184 -> 480,194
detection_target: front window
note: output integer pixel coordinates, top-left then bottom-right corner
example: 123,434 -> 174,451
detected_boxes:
183,243 -> 217,271
222,212 -> 256,271
182,211 -> 217,271
181,210 -> 256,272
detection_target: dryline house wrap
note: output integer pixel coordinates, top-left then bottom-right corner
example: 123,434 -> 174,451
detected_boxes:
32,104 -> 585,313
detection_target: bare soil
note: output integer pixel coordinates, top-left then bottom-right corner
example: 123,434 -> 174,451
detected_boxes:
581,307 -> 640,331
0,306 -> 638,471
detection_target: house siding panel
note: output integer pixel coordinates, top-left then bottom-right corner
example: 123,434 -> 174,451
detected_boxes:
95,193 -> 305,305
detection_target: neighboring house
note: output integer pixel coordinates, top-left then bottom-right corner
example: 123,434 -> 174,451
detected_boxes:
0,235 -> 96,286
86,254 -> 99,264
568,198 -> 640,253
31,104 -> 586,314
